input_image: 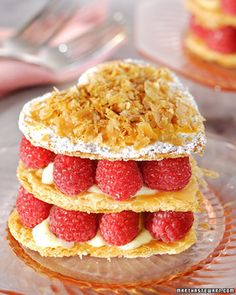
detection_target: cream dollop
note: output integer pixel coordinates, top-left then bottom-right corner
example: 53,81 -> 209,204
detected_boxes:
33,220 -> 153,250
32,219 -> 74,248
135,186 -> 158,196
87,230 -> 153,250
118,230 -> 153,250
87,232 -> 106,247
88,184 -> 158,196
41,162 -> 54,185
87,185 -> 103,194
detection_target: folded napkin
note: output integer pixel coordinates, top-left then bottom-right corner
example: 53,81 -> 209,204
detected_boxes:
0,0 -> 108,96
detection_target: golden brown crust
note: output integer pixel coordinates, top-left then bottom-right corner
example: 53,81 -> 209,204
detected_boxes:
184,33 -> 236,68
17,161 -> 203,213
20,61 -> 205,160
8,210 -> 197,258
29,63 -> 202,149
185,0 -> 236,29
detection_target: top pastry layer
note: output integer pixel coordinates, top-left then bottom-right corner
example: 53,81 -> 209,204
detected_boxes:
19,60 -> 205,160
186,0 -> 236,29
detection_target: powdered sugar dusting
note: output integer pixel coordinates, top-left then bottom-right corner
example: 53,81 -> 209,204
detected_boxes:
19,61 -> 206,160
19,96 -> 205,159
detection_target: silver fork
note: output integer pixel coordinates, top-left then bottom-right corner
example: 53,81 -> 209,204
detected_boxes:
0,18 -> 126,72
2,0 -> 79,53
39,18 -> 127,71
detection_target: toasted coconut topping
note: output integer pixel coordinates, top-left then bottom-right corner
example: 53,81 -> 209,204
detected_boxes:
24,61 -> 205,151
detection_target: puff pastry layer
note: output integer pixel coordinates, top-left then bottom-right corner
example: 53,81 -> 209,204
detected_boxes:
17,161 -> 203,213
19,61 -> 205,161
8,210 -> 196,258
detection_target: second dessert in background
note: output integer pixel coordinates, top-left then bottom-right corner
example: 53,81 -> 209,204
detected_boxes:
185,0 -> 236,67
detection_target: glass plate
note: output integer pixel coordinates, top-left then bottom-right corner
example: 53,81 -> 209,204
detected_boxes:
135,0 -> 236,91
1,133 -> 236,294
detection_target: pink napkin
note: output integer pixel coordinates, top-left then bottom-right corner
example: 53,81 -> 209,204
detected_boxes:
0,0 -> 108,96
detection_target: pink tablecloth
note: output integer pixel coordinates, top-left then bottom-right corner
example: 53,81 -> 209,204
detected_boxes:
0,0 -> 108,96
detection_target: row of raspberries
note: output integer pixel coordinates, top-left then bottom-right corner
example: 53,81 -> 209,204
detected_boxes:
20,137 -> 192,200
190,17 -> 236,54
16,187 -> 194,245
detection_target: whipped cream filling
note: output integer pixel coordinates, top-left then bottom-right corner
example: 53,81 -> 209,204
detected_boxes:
88,184 -> 158,196
118,230 -> 153,250
32,219 -> 74,248
41,162 -> 158,197
32,218 -> 153,250
87,230 -> 153,250
19,60 -> 206,160
41,162 -> 54,185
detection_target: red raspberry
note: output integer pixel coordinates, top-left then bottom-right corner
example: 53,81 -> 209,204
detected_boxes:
19,136 -> 56,169
190,16 -> 211,40
145,211 -> 194,243
16,186 -> 52,228
141,157 -> 191,191
100,211 -> 139,246
206,26 -> 236,54
95,160 -> 143,201
49,206 -> 98,242
221,0 -> 236,15
53,155 -> 95,195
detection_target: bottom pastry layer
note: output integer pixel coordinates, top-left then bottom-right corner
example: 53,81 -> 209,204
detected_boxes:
8,209 -> 197,258
184,33 -> 236,68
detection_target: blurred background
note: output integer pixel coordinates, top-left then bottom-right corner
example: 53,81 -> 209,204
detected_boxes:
1,1 -> 236,293
0,0 -> 235,149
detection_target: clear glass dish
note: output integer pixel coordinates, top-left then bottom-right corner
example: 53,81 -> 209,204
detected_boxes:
135,0 -> 236,91
0,133 -> 236,294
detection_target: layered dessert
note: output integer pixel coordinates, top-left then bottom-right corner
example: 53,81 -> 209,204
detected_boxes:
8,60 -> 206,258
185,0 -> 236,67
